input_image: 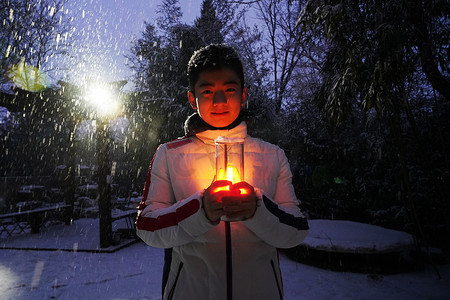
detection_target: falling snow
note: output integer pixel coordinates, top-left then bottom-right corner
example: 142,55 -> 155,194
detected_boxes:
1,1 -> 449,299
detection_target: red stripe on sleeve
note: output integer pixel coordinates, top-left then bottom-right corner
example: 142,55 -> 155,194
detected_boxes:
136,199 -> 200,232
138,145 -> 161,211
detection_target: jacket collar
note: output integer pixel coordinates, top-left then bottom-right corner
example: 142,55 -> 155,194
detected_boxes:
184,112 -> 246,137
195,122 -> 248,145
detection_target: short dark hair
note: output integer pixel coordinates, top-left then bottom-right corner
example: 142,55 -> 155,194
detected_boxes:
187,44 -> 245,93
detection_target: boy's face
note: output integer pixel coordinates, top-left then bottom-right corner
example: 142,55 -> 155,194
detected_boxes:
188,68 -> 247,128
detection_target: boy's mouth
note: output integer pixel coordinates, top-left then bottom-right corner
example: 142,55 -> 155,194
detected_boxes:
211,111 -> 229,116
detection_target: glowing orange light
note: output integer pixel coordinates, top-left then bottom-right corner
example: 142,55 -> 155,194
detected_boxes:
213,185 -> 230,193
212,165 -> 249,195
212,186 -> 249,194
217,164 -> 241,183
239,188 -> 249,194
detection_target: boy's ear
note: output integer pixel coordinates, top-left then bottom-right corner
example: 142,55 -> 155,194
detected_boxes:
241,87 -> 247,106
188,91 -> 197,109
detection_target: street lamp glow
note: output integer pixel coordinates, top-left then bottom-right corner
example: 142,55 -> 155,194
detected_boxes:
85,85 -> 120,118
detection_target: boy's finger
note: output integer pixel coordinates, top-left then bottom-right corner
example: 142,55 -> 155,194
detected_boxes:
225,210 -> 250,219
221,195 -> 242,205
230,181 -> 254,191
210,180 -> 232,188
207,180 -> 233,194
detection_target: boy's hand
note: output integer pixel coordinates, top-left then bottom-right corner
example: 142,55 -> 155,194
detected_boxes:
203,180 -> 231,223
203,181 -> 257,222
222,182 -> 257,220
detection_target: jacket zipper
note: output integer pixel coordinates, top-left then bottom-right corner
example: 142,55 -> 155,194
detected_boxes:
270,260 -> 283,300
225,221 -> 233,300
167,262 -> 183,300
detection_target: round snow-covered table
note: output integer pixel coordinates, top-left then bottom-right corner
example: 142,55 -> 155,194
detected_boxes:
303,219 -> 415,253
285,219 -> 417,273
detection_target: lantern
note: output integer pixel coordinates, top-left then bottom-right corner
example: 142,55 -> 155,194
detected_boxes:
215,136 -> 244,182
214,137 -> 250,221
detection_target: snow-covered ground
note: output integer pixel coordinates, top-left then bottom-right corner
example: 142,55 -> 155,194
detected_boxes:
0,218 -> 449,300
0,242 -> 449,300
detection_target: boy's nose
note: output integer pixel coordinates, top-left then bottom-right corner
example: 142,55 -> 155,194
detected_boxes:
213,91 -> 227,105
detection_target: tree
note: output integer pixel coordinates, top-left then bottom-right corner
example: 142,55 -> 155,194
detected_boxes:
250,0 -> 306,114
195,0 -> 224,45
405,0 -> 450,100
156,0 -> 183,33
298,0 -> 449,123
0,0 -> 76,188
1,0 -> 73,89
128,1 -> 192,140
298,0 -> 450,249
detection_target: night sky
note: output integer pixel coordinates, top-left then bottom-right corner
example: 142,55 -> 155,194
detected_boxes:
52,0 -> 202,88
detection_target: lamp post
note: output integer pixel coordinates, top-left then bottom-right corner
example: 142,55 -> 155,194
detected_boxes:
84,83 -> 121,248
96,118 -> 112,248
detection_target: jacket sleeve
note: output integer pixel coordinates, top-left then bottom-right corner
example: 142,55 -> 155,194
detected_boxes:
243,147 -> 309,248
136,144 -> 217,248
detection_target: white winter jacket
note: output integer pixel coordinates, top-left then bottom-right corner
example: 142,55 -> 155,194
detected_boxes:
136,122 -> 309,300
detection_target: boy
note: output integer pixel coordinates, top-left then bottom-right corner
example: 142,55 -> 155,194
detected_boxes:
136,44 -> 309,300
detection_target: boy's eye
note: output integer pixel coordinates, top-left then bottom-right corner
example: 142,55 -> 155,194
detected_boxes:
201,89 -> 213,95
226,88 -> 236,93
